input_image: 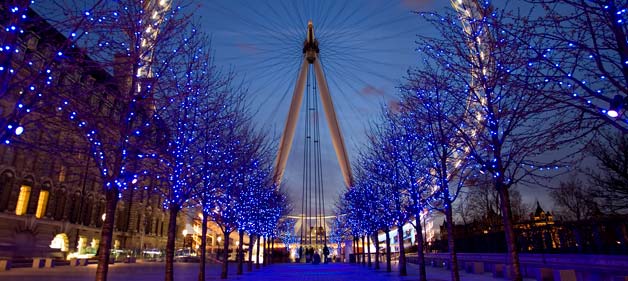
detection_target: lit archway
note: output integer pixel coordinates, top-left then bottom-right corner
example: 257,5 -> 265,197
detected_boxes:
50,233 -> 69,252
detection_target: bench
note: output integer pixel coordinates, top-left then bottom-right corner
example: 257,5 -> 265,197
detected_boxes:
0,259 -> 10,271
553,270 -> 577,281
69,258 -> 89,266
32,257 -> 54,268
465,261 -> 484,274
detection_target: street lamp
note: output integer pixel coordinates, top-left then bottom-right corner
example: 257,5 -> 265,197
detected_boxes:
607,94 -> 627,118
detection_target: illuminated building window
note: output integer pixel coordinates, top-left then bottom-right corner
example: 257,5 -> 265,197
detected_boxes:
15,185 -> 31,215
35,190 -> 49,218
58,166 -> 66,182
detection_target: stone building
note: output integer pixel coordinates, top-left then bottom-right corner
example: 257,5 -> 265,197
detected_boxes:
0,4 -> 177,260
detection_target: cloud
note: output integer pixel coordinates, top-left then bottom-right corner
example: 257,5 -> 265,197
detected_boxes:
400,0 -> 435,10
236,43 -> 259,54
388,99 -> 402,113
360,85 -> 386,97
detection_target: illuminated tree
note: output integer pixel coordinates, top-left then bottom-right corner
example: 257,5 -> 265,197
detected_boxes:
416,3 -> 581,280
277,218 -> 298,257
400,63 -> 473,281
39,1 -> 195,280
526,0 -> 628,132
0,1 -> 102,144
147,27 -> 224,281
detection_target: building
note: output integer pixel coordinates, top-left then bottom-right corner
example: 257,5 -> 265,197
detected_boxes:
0,4 -> 176,261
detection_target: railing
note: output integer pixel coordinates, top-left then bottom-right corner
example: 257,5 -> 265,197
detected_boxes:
417,252 -> 628,279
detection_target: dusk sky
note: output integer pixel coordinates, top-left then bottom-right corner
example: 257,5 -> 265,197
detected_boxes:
199,0 -> 442,215
196,0 -> 559,215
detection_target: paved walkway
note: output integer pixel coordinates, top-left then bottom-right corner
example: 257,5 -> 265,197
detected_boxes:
0,261 -> 531,281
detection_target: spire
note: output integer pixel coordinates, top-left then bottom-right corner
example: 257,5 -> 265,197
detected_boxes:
534,201 -> 544,217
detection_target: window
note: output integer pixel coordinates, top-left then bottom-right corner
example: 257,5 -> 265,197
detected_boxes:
15,185 -> 32,215
58,166 -> 66,182
35,190 -> 49,218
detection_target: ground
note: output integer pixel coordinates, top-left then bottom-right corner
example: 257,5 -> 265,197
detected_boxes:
0,261 -> 533,281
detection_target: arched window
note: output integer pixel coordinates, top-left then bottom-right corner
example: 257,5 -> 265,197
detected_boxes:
54,187 -> 67,220
15,178 -> 33,216
83,194 -> 94,226
35,182 -> 51,218
95,198 -> 105,227
68,191 -> 81,223
0,171 -> 15,211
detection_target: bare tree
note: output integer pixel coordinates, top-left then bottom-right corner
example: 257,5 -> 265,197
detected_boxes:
585,131 -> 628,214
550,179 -> 599,221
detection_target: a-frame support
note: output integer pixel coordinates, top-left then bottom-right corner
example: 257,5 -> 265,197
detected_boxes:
273,21 -> 353,188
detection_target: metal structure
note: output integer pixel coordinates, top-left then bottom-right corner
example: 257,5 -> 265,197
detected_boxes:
272,21 -> 353,254
273,21 -> 353,189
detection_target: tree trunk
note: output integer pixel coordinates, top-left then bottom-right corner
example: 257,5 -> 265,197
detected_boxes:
361,236 -> 366,266
94,187 -> 118,281
270,239 -> 274,264
352,238 -> 357,263
397,223 -> 407,276
247,235 -> 254,271
356,238 -> 361,264
220,230 -> 230,279
415,217 -> 427,281
165,206 -> 180,281
385,229 -> 391,272
373,232 -> 380,270
367,236 -> 372,267
255,236 -> 261,269
445,205 -> 460,281
498,187 -> 522,281
262,237 -> 267,266
198,212 -> 208,281
247,235 -> 254,272
264,237 -> 269,266
237,230 -> 244,275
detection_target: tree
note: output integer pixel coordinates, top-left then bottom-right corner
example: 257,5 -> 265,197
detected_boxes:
351,115 -> 416,276
149,27 -> 220,281
416,2 -> 581,280
550,179 -> 599,221
456,176 -> 531,226
0,1 -> 102,144
44,1 -> 194,280
527,0 -> 628,132
585,131 -> 628,213
277,218 -> 298,259
400,63 -> 472,281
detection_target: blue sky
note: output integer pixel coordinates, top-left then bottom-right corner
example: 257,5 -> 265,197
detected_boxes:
198,0 -> 446,214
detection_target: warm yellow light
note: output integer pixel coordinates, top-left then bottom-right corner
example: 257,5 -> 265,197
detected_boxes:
35,190 -> 49,218
15,185 -> 31,215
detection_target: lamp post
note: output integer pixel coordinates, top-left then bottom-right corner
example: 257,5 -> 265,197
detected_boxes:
182,229 -> 188,249
607,95 -> 627,118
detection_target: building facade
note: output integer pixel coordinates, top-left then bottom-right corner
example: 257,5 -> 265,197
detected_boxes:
0,4 -> 177,260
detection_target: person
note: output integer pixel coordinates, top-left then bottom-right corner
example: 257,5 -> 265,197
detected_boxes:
298,246 -> 303,263
312,250 -> 321,265
323,245 -> 330,263
305,247 -> 312,263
